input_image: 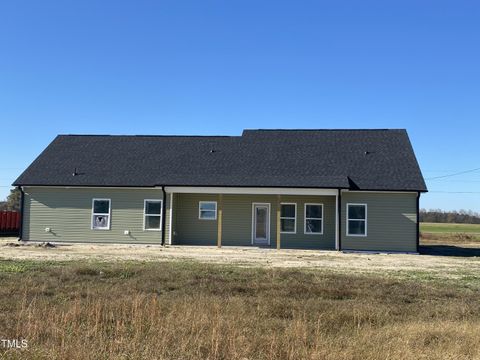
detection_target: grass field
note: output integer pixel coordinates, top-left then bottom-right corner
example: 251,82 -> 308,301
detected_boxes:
421,222 -> 480,234
420,222 -> 480,247
1,260 -> 480,360
1,226 -> 480,359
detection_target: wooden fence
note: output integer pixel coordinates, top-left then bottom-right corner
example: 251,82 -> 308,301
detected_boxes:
0,211 -> 21,236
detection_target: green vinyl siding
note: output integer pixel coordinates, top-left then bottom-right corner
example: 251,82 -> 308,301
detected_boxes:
280,196 -> 336,249
222,195 -> 277,247
23,187 -> 170,244
172,193 -> 336,249
174,193 -> 218,245
341,192 -> 418,252
23,187 -> 418,251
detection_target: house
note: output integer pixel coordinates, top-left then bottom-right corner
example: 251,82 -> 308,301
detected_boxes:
13,129 -> 427,252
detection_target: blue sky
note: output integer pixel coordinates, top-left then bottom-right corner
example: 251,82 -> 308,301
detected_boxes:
0,0 -> 479,211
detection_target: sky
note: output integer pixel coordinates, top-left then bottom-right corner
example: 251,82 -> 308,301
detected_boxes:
0,0 -> 479,211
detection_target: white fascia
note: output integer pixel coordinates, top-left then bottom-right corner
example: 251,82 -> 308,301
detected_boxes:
164,187 -> 338,196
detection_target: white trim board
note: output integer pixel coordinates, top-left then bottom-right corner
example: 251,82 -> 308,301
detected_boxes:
341,190 -> 418,194
24,186 -> 158,190
24,185 -> 338,196
165,187 -> 337,196
23,186 -> 419,195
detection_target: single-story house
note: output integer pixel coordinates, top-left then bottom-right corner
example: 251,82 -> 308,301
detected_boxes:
13,129 -> 427,252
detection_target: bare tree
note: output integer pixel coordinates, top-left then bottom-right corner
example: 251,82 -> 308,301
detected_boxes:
420,209 -> 480,224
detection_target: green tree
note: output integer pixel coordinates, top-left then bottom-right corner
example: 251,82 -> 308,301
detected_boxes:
2,188 -> 21,211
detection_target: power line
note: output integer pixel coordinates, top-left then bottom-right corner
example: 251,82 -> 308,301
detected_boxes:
426,167 -> 480,180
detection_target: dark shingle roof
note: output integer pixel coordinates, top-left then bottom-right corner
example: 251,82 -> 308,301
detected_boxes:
13,129 -> 427,192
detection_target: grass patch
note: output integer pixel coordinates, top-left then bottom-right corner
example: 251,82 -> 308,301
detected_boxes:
421,222 -> 480,234
0,260 -> 38,273
0,262 -> 28,274
0,259 -> 479,359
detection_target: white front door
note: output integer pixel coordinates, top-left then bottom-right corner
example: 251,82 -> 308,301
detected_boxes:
252,203 -> 270,245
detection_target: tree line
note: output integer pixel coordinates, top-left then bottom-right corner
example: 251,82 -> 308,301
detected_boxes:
420,209 -> 480,224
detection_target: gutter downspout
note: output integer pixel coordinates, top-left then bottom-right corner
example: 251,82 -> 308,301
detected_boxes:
161,186 -> 167,246
416,192 -> 420,253
18,186 -> 25,241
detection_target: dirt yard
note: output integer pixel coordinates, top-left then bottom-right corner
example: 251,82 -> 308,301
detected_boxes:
2,237 -> 479,280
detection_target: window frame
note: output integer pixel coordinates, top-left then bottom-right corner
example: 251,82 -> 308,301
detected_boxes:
280,202 -> 297,234
304,203 -> 324,235
346,203 -> 368,237
143,199 -> 163,231
91,198 -> 111,230
198,201 -> 217,220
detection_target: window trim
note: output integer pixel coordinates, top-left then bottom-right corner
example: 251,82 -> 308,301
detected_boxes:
143,199 -> 163,231
346,203 -> 368,237
91,198 -> 111,230
280,202 -> 297,234
198,201 -> 217,220
304,203 -> 324,235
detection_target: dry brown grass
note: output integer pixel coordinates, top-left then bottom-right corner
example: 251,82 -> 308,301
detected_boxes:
421,231 -> 479,244
0,260 -> 479,359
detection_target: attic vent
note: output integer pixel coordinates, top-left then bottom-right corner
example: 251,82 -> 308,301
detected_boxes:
209,149 -> 216,153
72,168 -> 78,176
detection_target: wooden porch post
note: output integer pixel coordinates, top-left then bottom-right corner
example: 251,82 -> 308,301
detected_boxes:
217,194 -> 223,248
276,195 -> 281,250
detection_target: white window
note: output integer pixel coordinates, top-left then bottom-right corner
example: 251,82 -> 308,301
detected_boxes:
280,203 -> 296,233
144,200 -> 162,231
304,203 -> 323,234
92,199 -> 111,230
347,203 -> 367,236
199,201 -> 217,220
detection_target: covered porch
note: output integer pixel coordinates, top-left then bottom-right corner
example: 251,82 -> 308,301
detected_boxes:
165,187 -> 340,250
